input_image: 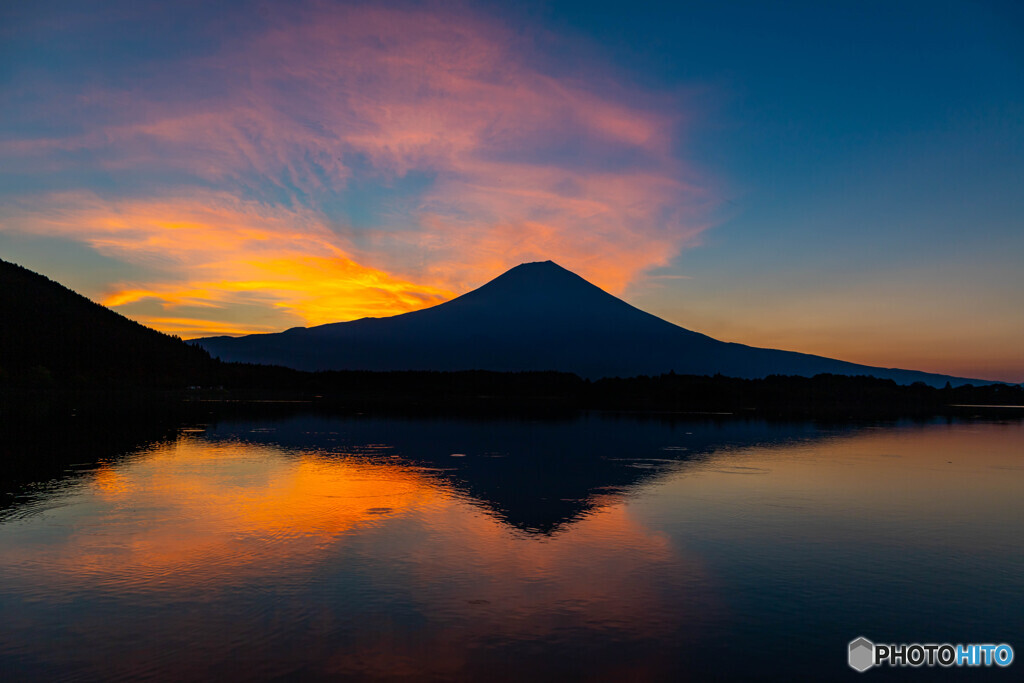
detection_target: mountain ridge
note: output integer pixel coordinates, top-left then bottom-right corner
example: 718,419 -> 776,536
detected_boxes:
0,258 -> 215,387
195,260 -> 999,387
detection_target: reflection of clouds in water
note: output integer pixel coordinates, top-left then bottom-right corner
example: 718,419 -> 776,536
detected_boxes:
0,429 -> 721,680
2,417 -> 1021,680
3,438 -> 441,593
0,432 -> 713,605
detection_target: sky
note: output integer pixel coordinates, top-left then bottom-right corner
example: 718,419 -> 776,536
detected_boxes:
1,0 -> 1021,381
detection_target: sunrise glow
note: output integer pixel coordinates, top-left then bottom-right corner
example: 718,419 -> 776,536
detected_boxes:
1,0 -> 1020,379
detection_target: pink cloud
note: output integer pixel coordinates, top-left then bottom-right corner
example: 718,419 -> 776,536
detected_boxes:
1,2 -> 714,331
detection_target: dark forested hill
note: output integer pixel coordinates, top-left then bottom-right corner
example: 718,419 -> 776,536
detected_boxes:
0,258 -> 216,388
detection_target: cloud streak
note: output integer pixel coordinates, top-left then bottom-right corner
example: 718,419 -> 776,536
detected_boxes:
1,1 -> 712,333
1,191 -> 453,335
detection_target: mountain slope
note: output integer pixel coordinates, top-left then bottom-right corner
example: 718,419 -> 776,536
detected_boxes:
0,258 -> 215,387
195,261 -> 991,387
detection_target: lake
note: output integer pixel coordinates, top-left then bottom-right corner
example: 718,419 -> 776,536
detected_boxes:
1,411 -> 1021,681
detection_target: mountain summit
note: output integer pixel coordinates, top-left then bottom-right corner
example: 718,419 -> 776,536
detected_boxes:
194,261 -> 986,387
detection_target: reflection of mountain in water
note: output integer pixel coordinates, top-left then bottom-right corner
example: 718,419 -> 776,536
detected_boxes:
200,413 -> 837,534
1,405 -> 864,533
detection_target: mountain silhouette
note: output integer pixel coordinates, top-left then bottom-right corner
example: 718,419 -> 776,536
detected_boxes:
0,258 -> 215,387
198,413 -> 838,535
195,260 -> 990,387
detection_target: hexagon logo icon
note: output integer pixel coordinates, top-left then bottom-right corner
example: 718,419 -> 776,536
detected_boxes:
849,637 -> 875,672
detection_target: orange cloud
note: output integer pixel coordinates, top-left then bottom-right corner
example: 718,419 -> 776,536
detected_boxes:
123,317 -> 283,338
0,3 -> 712,334
1,191 -> 453,334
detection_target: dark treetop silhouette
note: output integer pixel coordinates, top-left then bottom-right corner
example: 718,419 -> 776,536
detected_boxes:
196,260 -> 993,388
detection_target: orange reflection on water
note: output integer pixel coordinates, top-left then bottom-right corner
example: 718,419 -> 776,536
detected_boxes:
0,430 -> 720,679
1,419 -> 1020,681
33,438 -> 444,591
7,435 -> 709,610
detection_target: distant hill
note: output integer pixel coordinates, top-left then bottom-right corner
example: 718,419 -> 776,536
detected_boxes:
0,258 -> 215,388
196,260 -> 996,387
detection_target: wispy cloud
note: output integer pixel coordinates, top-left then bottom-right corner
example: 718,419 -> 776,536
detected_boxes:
1,1 -> 712,333
1,191 -> 452,335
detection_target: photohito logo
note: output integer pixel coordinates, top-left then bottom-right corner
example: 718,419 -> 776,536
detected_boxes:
848,637 -> 1014,672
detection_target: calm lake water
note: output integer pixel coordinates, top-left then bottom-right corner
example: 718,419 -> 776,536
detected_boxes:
1,412 -> 1021,681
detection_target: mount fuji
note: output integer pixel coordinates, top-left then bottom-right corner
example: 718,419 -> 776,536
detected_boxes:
193,261 -> 990,387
